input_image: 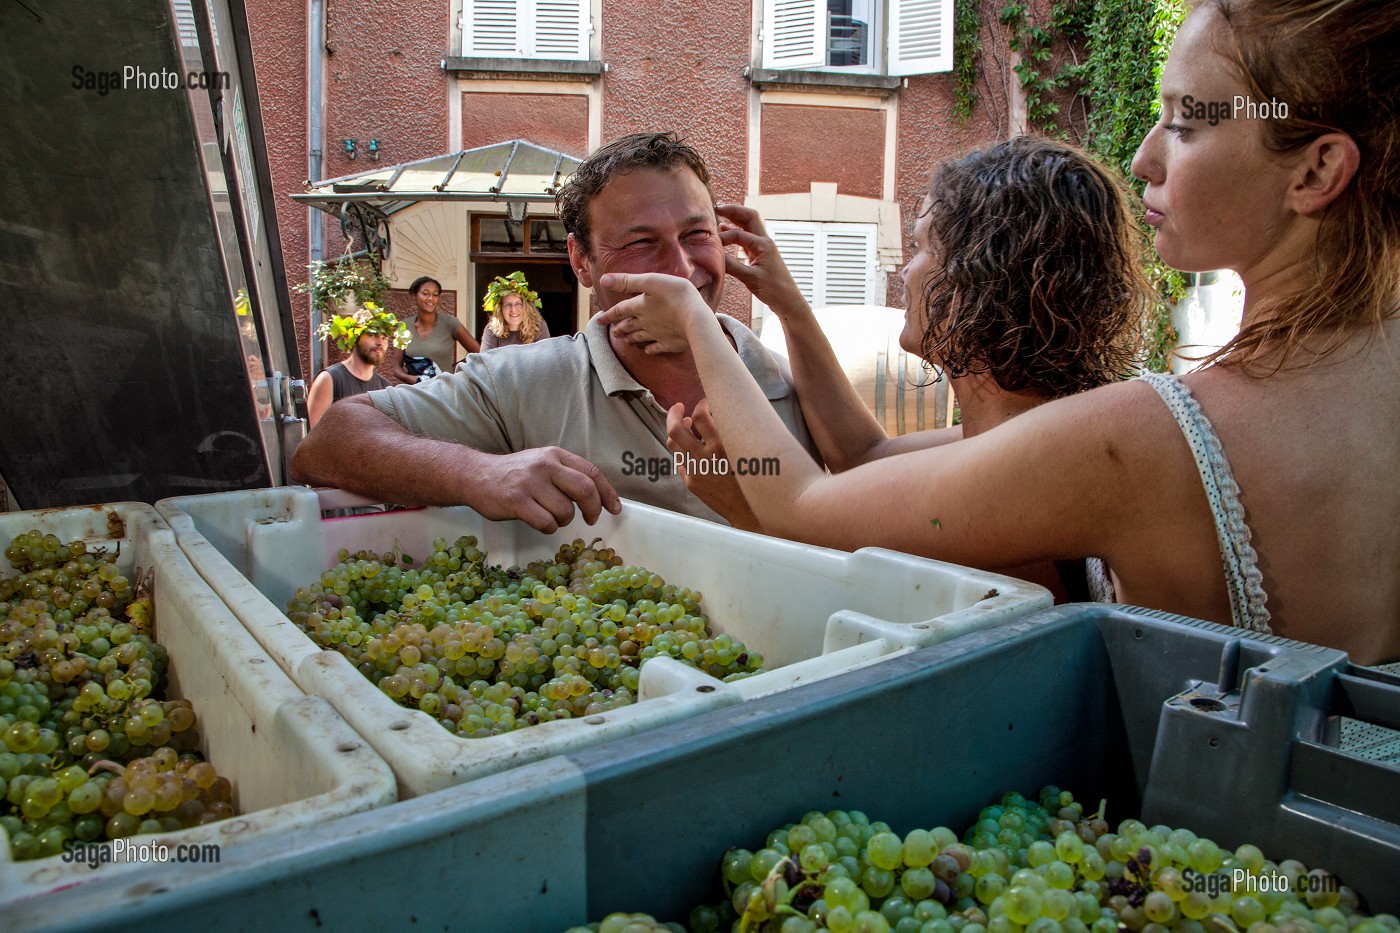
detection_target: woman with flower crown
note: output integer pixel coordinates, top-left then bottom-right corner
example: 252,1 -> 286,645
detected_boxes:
480,271 -> 552,350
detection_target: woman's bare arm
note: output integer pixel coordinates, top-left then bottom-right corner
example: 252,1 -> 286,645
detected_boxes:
717,205 -> 961,471
387,347 -> 418,385
453,318 -> 481,356
595,270 -> 1159,572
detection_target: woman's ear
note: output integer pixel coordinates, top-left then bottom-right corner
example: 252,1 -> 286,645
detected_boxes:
1289,131 -> 1360,216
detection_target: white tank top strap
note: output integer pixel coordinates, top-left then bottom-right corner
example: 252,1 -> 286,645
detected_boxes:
1139,372 -> 1271,633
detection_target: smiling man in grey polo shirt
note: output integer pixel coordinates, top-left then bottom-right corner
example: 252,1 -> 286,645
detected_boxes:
290,132 -> 816,532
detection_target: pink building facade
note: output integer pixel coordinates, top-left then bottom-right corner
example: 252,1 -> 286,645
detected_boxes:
245,0 -> 1007,377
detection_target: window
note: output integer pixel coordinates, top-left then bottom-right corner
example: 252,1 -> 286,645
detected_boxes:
765,221 -> 880,308
460,0 -> 590,60
761,0 -> 952,75
472,216 -> 569,257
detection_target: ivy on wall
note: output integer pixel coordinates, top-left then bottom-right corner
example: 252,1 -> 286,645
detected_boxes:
954,0 -> 1188,372
953,0 -> 984,122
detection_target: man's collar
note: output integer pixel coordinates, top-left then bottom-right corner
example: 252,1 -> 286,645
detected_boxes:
584,313 -> 793,401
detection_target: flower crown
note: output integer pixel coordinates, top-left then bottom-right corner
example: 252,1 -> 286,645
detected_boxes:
482,271 -> 541,314
316,302 -> 411,352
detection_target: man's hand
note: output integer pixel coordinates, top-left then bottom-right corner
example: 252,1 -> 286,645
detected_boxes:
594,272 -> 717,354
469,447 -> 621,533
666,400 -> 763,533
717,204 -> 811,318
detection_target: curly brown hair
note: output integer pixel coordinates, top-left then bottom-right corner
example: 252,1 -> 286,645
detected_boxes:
557,131 -> 714,256
1198,0 -> 1399,372
914,136 -> 1150,398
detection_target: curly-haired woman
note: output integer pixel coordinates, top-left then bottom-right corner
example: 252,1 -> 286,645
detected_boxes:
645,137 -> 1151,597
480,271 -> 552,350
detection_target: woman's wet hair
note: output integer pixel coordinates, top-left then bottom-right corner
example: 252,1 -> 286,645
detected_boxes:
915,136 -> 1150,398
408,276 -> 443,296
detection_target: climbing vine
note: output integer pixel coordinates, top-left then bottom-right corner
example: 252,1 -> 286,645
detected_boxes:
952,0 -> 984,123
952,0 -> 1189,372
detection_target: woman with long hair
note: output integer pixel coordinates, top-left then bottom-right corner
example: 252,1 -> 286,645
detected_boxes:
597,0 -> 1400,663
480,272 -> 551,350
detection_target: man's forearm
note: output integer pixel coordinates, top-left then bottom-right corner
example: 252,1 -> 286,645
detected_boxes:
290,396 -> 492,506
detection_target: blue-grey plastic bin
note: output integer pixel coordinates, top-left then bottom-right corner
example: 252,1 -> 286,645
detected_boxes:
12,604 -> 1399,932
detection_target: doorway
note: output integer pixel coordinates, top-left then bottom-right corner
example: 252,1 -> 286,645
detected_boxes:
469,214 -> 577,342
471,259 -> 577,342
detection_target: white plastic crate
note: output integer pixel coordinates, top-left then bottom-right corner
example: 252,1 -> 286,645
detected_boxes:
0,503 -> 397,907
158,487 -> 1052,796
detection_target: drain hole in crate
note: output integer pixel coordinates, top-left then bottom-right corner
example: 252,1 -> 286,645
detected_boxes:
337,742 -> 361,752
586,716 -> 605,725
696,685 -> 716,693
1208,736 -> 1220,747
1190,697 -> 1227,713
389,721 -> 410,731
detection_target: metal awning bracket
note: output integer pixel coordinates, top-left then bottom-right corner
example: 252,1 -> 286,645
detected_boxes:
489,140 -> 522,195
433,150 -> 468,192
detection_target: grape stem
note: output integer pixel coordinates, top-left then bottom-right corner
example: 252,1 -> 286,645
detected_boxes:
87,759 -> 125,776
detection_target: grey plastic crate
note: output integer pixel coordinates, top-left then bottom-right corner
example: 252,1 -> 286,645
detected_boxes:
11,604 -> 1400,932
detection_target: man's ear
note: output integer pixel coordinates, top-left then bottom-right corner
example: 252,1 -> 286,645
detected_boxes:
567,233 -> 594,288
1290,131 -> 1360,216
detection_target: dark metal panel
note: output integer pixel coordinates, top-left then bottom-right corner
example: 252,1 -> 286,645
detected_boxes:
0,0 -> 272,507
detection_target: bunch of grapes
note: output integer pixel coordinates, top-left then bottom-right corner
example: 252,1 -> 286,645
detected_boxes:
0,530 -> 234,861
564,914 -> 684,933
562,787 -> 1396,933
687,809 -> 974,933
286,537 -> 764,738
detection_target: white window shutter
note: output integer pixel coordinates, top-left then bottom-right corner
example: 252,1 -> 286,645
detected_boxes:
768,222 -> 877,308
769,224 -> 820,305
172,0 -> 199,48
529,0 -> 588,59
464,0 -> 520,56
888,0 -> 953,75
763,0 -> 825,70
823,228 -> 878,306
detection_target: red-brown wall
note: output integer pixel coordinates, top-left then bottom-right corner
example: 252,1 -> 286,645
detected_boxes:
760,105 -> 885,199
598,0 -> 752,321
461,93 -> 589,156
323,0 -> 452,176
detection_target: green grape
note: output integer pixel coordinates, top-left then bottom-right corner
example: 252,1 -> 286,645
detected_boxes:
854,911 -> 892,933
868,831 -> 905,871
1042,889 -> 1076,921
904,828 -> 937,867
903,866 -> 938,900
863,865 -> 897,899
1055,833 -> 1085,864
976,874 -> 1008,905
1143,893 -> 1175,924
1044,862 -> 1075,890
1005,887 -> 1044,926
1232,897 -> 1266,927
